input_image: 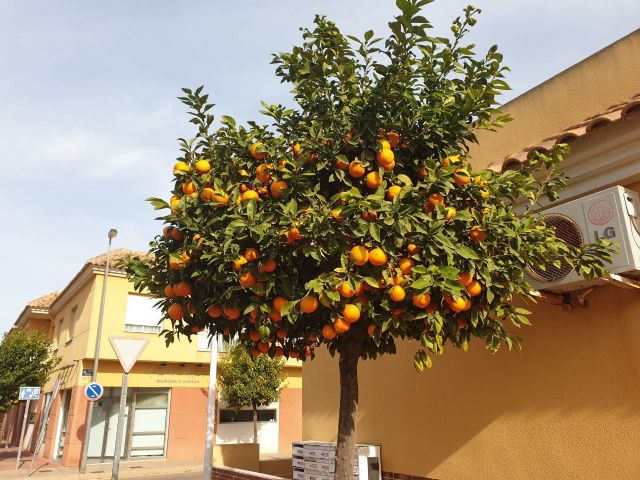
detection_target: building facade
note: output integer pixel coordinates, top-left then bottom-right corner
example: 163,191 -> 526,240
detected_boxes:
3,249 -> 301,466
302,29 -> 640,480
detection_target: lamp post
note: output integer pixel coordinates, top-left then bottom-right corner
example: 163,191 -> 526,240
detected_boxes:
79,228 -> 117,473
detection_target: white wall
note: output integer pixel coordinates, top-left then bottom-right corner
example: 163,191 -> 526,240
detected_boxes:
216,402 -> 279,454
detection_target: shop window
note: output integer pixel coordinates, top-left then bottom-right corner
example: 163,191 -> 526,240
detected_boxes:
219,408 -> 277,423
124,295 -> 163,333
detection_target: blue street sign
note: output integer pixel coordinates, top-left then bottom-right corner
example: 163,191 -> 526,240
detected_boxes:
19,386 -> 41,401
84,382 -> 104,402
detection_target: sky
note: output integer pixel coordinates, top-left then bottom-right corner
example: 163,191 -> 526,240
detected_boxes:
1,0 -> 638,334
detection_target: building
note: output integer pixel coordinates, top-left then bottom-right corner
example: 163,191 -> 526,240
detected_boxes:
302,29 -> 640,480
2,249 -> 302,466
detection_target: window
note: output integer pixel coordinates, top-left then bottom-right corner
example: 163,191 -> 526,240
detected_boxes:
219,408 -> 277,423
124,295 -> 163,333
67,306 -> 77,344
56,318 -> 64,346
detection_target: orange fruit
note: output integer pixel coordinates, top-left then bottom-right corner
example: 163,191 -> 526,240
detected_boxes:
386,185 -> 401,200
398,257 -> 414,275
376,149 -> 394,167
268,310 -> 282,322
453,168 -> 471,186
465,280 -> 482,297
258,342 -> 270,354
162,226 -> 172,238
330,209 -> 344,221
195,159 -> 211,174
182,182 -> 197,195
173,161 -> 191,175
232,257 -> 248,271
407,243 -> 421,255
333,317 -> 350,333
244,248 -> 258,262
428,193 -> 444,206
200,188 -> 215,201
249,142 -> 266,160
207,305 -> 222,318
169,257 -> 184,270
164,285 -> 175,298
171,229 -> 184,241
190,325 -> 204,334
361,210 -> 378,222
239,271 -> 256,288
259,258 -> 277,273
174,281 -> 192,297
338,281 -> 355,298
322,324 -> 337,340
349,245 -> 369,265
274,346 -> 284,358
293,143 -> 302,157
387,131 -> 400,148
273,296 -> 289,313
365,171 -> 382,189
379,139 -> 390,150
368,248 -> 387,267
445,207 -> 456,221
288,350 -> 300,359
348,161 -> 365,178
389,285 -> 406,302
343,304 -> 361,323
255,164 -> 272,183
382,160 -> 395,172
211,191 -> 229,205
249,330 -> 260,342
170,195 -> 181,213
442,155 -> 460,167
335,157 -> 349,170
417,166 -> 427,179
367,324 -> 377,337
446,296 -> 468,313
285,228 -> 302,244
392,273 -> 404,286
270,180 -> 288,199
470,227 -> 487,242
300,295 -> 319,314
240,190 -> 260,203
459,272 -> 473,286
223,306 -> 241,320
276,328 -> 288,339
167,303 -> 183,321
412,292 -> 431,309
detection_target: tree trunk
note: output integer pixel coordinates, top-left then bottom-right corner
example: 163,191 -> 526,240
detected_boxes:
334,333 -> 363,480
252,403 -> 258,444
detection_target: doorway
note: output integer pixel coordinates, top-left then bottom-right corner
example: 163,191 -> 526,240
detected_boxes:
86,388 -> 169,463
53,390 -> 71,461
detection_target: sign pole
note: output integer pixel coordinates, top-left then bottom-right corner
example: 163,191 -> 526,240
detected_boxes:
111,372 -> 128,480
16,399 -> 30,469
203,334 -> 219,480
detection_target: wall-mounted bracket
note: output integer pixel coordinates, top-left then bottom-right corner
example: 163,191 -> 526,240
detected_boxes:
603,273 -> 640,291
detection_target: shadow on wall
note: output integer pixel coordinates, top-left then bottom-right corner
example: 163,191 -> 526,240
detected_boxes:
303,284 -> 640,479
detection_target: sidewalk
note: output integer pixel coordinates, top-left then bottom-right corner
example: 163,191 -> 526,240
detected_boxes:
0,448 -> 204,480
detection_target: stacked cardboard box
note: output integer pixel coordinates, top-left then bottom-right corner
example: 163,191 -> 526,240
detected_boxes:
292,441 -> 380,480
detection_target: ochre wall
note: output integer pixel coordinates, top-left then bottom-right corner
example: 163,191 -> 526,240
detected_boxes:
60,387 -> 88,467
471,28 -> 640,168
278,387 -> 302,456
304,284 -> 640,479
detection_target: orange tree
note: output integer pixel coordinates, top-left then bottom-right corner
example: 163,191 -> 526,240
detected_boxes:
124,1 -> 614,478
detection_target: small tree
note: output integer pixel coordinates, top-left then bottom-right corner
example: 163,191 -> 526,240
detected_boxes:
0,330 -> 61,413
218,343 -> 285,443
124,1 -> 615,478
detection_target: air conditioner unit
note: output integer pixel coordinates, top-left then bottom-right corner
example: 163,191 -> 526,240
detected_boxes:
527,185 -> 640,292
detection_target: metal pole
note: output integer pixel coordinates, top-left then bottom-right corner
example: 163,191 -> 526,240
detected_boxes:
111,372 -> 128,480
203,334 -> 219,480
16,399 -> 30,469
80,229 -> 117,473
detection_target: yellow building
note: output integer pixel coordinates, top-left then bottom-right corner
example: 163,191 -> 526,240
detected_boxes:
5,249 -> 302,467
303,29 -> 640,480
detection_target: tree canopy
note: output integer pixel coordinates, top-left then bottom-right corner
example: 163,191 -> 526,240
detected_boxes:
0,330 -> 60,412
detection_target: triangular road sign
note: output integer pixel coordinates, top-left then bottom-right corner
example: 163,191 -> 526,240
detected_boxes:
108,336 -> 149,373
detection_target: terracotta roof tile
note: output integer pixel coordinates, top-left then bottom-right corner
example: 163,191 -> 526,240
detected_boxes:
28,292 -> 60,309
87,248 -> 148,270
489,93 -> 640,172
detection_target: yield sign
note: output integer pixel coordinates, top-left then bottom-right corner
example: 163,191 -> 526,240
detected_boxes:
108,336 -> 149,373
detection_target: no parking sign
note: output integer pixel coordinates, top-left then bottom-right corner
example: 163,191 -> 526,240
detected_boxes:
84,382 -> 104,402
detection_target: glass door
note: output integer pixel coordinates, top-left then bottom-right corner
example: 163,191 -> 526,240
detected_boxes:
128,391 -> 169,457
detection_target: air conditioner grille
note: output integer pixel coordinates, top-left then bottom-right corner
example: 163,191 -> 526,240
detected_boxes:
528,214 -> 584,282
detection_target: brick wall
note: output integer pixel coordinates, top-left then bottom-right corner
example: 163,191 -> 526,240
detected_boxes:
212,465 -> 285,480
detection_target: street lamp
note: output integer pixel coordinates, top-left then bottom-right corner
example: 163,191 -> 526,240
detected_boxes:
79,228 -> 117,473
